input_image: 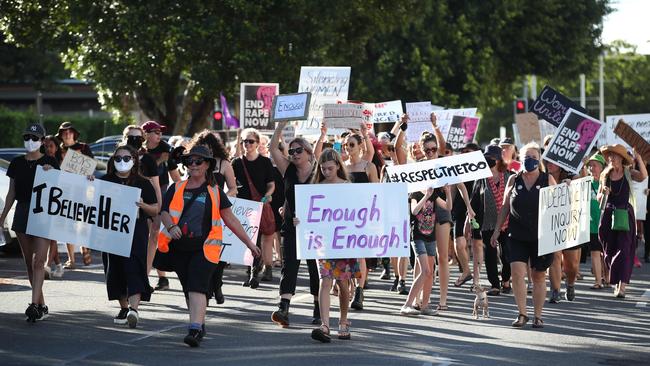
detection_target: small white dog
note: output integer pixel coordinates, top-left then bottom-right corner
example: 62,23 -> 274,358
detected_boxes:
472,285 -> 489,319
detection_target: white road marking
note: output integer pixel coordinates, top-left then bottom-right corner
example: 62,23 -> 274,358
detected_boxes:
635,302 -> 647,308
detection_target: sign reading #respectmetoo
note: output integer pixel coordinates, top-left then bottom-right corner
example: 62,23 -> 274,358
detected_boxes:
295,183 -> 410,260
537,177 -> 591,256
27,167 -> 139,257
385,151 -> 492,193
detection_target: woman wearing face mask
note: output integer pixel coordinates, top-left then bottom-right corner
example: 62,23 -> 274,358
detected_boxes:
97,145 -> 158,328
491,142 -> 556,329
0,124 -> 59,322
56,121 -> 95,268
598,145 -> 647,298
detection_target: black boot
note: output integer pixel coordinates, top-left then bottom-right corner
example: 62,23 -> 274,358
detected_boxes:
350,286 -> 364,310
390,278 -> 399,292
311,301 -> 321,325
380,260 -> 391,280
260,266 -> 273,282
242,266 -> 251,287
249,265 -> 261,289
271,300 -> 290,327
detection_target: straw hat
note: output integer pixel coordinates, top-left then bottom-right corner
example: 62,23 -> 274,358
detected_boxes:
599,144 -> 633,165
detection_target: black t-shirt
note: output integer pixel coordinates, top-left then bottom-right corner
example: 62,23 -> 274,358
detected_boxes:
147,141 -> 177,187
100,173 -> 157,220
283,163 -> 314,232
410,190 -> 443,242
7,155 -> 60,203
139,153 -> 157,178
232,155 -> 274,201
162,182 -> 232,240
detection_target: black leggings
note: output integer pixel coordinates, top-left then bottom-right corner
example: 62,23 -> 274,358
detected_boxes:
279,233 -> 319,297
482,229 -> 511,289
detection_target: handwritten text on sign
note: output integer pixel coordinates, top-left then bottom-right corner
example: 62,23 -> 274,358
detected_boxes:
295,183 -> 410,260
220,198 -> 262,266
372,100 -> 403,124
323,103 -> 364,129
61,149 -> 97,176
406,107 -> 477,142
27,167 -> 139,257
542,108 -> 603,174
296,66 -> 351,136
538,177 -> 591,256
530,85 -> 588,127
385,151 -> 492,193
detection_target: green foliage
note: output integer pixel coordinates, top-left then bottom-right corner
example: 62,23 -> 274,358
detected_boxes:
0,106 -> 127,147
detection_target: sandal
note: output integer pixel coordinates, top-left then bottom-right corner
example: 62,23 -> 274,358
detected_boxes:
273,260 -> 282,268
82,248 -> 92,266
511,314 -> 529,328
454,273 -> 473,287
589,283 -> 603,290
532,317 -> 544,328
435,304 -> 448,312
63,260 -> 76,269
338,321 -> 351,340
311,324 -> 331,343
486,287 -> 500,296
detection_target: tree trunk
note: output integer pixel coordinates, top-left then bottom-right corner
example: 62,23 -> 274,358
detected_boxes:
185,95 -> 214,136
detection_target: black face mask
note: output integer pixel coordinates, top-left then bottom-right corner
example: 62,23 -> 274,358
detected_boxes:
486,158 -> 497,168
127,135 -> 143,149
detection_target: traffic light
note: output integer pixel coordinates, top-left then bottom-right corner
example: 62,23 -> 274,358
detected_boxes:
212,110 -> 223,130
514,98 -> 528,114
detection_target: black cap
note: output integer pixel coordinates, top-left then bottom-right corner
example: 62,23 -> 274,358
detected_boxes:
499,137 -> 514,146
483,145 -> 503,161
24,123 -> 46,138
181,145 -> 216,168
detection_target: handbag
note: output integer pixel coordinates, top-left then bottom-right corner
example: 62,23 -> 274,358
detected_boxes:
611,208 -> 630,231
242,158 -> 277,235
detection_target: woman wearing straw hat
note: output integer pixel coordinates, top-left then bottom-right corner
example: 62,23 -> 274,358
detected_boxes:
598,144 -> 647,298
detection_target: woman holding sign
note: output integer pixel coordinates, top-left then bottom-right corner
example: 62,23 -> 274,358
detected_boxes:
0,123 -> 59,322
491,142 -> 556,328
270,120 -> 321,328
306,148 -> 361,342
99,145 -> 158,328
598,145 -> 647,298
158,145 -> 261,347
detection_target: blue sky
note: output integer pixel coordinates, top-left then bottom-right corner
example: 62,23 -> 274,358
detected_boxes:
602,0 -> 650,54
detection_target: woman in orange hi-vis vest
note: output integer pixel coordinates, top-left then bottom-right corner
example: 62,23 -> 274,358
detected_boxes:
158,145 -> 261,348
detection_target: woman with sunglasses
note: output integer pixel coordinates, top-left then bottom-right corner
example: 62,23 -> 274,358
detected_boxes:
159,145 -> 261,347
0,124 -> 59,322
270,120 -> 321,327
232,128 -> 276,289
97,145 -> 158,328
189,130 -> 238,305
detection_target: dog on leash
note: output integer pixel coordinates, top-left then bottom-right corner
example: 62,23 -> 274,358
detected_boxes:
472,285 -> 489,319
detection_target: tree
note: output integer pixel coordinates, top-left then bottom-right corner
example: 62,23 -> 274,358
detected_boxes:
0,33 -> 68,89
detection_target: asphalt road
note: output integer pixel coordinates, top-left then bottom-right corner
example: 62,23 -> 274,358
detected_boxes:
1,245 -> 649,366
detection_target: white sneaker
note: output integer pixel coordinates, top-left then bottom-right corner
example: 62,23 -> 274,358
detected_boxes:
400,305 -> 420,316
127,308 -> 139,328
43,265 -> 52,280
52,264 -> 64,278
420,306 -> 439,316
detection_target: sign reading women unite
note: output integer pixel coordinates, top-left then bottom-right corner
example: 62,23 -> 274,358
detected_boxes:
385,151 -> 492,193
295,183 -> 410,260
538,177 -> 591,255
27,167 -> 139,257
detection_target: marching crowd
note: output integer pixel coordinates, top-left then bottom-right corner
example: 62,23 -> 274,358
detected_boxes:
1,113 -> 648,347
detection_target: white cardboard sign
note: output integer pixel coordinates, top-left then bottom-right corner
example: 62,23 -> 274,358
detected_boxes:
538,177 -> 591,256
296,66 -> 351,136
406,107 -> 477,142
323,103 -> 364,129
61,149 -> 97,176
606,113 -> 650,148
271,93 -> 311,122
27,167 -> 139,257
220,197 -> 262,266
372,100 -> 403,124
384,151 -> 492,193
295,183 -> 410,260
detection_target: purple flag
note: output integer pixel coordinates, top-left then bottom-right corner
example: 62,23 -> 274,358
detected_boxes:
220,93 -> 240,129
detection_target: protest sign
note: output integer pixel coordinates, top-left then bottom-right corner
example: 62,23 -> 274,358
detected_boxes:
385,151 -> 491,193
61,149 -> 97,176
240,83 -> 279,130
542,109 -> 603,174
405,102 -> 432,142
220,198 -> 262,266
372,100 -> 403,124
633,178 -> 648,220
538,177 -> 591,255
611,118 -> 650,162
27,167 -> 139,257
512,124 -> 521,147
447,116 -> 480,151
296,66 -> 351,136
539,119 -> 558,141
295,183 -> 410,260
515,112 -> 542,144
271,93 -> 311,122
530,85 -> 589,127
323,103 -> 364,129
408,107 -> 478,142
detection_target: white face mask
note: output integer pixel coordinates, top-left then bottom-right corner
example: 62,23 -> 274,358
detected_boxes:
114,160 -> 134,173
24,140 -> 42,152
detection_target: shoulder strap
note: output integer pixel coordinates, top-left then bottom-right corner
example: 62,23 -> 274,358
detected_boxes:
241,158 -> 262,200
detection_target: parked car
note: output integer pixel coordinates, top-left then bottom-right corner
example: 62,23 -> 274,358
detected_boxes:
0,158 -> 19,255
0,148 -> 26,162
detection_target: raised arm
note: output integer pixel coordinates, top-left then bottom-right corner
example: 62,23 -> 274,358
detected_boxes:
270,121 -> 291,176
430,112 -> 445,152
631,152 -> 648,182
395,114 -> 409,165
314,122 -> 327,160
360,123 -> 375,162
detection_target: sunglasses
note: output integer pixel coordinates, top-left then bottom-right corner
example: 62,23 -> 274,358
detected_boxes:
241,139 -> 258,145
288,147 -> 304,156
114,155 -> 132,163
23,135 -> 40,142
183,157 -> 206,166
424,147 -> 438,154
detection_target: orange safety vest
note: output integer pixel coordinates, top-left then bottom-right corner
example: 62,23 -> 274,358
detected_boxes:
158,180 -> 224,263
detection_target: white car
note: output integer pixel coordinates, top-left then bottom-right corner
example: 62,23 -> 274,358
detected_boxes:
0,158 -> 17,248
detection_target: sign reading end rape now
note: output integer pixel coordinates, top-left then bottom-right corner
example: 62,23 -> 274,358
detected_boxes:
295,183 -> 410,260
27,166 -> 140,257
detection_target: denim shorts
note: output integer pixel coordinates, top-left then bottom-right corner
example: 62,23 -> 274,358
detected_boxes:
412,239 -> 437,256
